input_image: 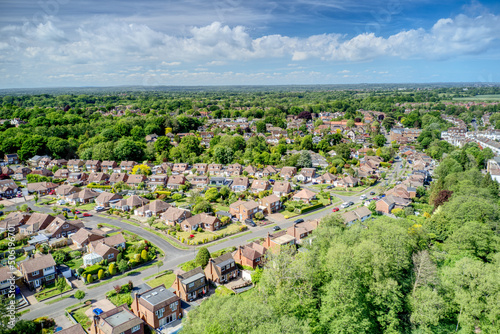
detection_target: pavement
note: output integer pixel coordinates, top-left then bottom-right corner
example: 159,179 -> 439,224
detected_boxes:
17,161 -> 406,324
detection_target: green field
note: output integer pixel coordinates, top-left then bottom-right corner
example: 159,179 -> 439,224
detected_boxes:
453,94 -> 500,101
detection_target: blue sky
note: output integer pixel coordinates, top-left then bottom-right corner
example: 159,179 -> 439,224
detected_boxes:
0,0 -> 499,88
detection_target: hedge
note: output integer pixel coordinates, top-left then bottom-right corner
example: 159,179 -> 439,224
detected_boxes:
87,184 -> 112,189
154,191 -> 172,196
82,264 -> 104,276
300,203 -> 324,214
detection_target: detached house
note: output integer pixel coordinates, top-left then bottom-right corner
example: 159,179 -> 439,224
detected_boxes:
55,185 -> 80,199
191,175 -> 208,189
41,218 -> 83,239
315,172 -> 337,184
95,192 -> 123,208
229,200 -> 260,221
181,213 -> 220,232
192,163 -> 208,175
101,161 -> 117,173
226,163 -> 242,176
88,172 -> 109,184
208,164 -> 224,175
280,166 -> 297,180
204,253 -> 238,284
67,159 -> 85,172
231,177 -> 248,192
341,206 -> 372,226
90,304 -> 144,334
70,229 -> 105,249
19,213 -> 55,235
27,182 -> 58,195
66,188 -> 99,205
161,207 -> 192,227
171,267 -> 207,302
260,194 -> 281,214
166,175 -> 186,190
292,188 -> 317,204
287,219 -> 319,244
297,168 -> 316,182
20,254 -> 57,290
262,165 -> 278,177
109,172 -> 128,185
272,181 -> 292,197
243,165 -> 259,176
127,174 -> 147,187
67,172 -> 88,185
120,161 -> 137,173
0,179 -> 20,197
53,168 -> 70,179
336,176 -> 359,188
4,153 -> 19,164
48,159 -> 68,169
233,243 -> 266,269
148,174 -> 168,188
131,284 -> 181,330
172,163 -> 189,174
85,160 -> 101,172
13,167 -> 31,180
250,179 -> 270,193
134,200 -> 171,217
263,231 -> 296,253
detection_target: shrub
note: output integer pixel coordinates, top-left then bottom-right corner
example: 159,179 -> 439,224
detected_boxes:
172,193 -> 183,201
392,208 -> 405,218
109,263 -> 117,275
83,264 -> 103,276
254,212 -> 264,220
117,253 -> 122,262
97,269 -> 104,280
75,290 -> 85,300
141,249 -> 148,262
87,274 -> 93,283
69,251 -> 81,259
114,285 -> 121,293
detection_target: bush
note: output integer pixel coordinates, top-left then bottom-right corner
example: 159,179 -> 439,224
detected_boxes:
98,269 -> 104,280
83,264 -> 104,276
87,274 -> 93,283
141,249 -> 148,262
300,203 -> 323,214
109,263 -> 117,275
117,253 -> 122,262
172,193 -> 183,201
75,290 -> 85,300
69,251 -> 81,259
254,212 -> 264,220
392,208 -> 405,218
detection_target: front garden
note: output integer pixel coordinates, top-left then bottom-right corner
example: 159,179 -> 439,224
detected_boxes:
166,221 -> 247,245
34,281 -> 72,302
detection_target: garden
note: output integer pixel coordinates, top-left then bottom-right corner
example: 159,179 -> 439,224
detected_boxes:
106,281 -> 134,307
146,270 -> 176,289
166,221 -> 247,245
34,280 -> 72,302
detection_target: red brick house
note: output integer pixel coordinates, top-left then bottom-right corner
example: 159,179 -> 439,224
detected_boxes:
131,284 -> 181,329
90,304 -> 144,334
20,254 -> 57,290
171,267 -> 208,302
204,253 -> 238,284
232,243 -> 266,269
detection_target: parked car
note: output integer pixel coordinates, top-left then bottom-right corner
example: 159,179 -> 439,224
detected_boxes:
244,219 -> 256,227
332,207 -> 339,212
95,206 -> 105,212
231,217 -> 239,223
57,200 -> 66,205
293,219 -> 304,224
340,202 -> 350,209
0,211 -> 3,217
326,185 -> 334,189
75,210 -> 81,214
82,213 -> 92,217
360,194 -> 367,200
312,182 -> 318,185
373,197 -> 379,201
62,208 -> 71,212
272,226 -> 281,231
348,201 -> 354,206
369,191 -> 375,195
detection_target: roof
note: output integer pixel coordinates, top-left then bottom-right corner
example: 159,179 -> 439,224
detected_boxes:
20,254 -> 56,274
273,181 -> 291,193
262,194 -> 280,203
98,305 -> 143,334
70,228 -> 104,245
241,200 -> 259,210
272,234 -> 296,245
293,188 -> 316,200
161,207 -> 192,221
57,324 -> 86,334
0,266 -> 12,282
231,177 -> 248,187
96,192 -> 122,203
139,284 -> 178,309
178,266 -> 205,285
212,252 -> 235,268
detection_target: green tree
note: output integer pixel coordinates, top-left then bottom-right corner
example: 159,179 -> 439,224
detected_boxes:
97,269 -> 104,280
118,259 -> 129,272
300,135 -> 313,150
109,262 -> 117,275
56,277 -> 68,298
196,247 -> 211,268
256,121 -> 267,134
141,249 -> 148,262
374,134 -> 386,147
75,290 -> 86,300
296,151 -> 312,169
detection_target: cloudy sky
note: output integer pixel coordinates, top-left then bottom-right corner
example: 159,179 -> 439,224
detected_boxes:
0,0 -> 499,88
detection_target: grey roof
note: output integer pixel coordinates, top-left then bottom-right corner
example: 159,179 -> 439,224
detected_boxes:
105,309 -> 137,327
141,285 -> 177,306
181,272 -> 205,286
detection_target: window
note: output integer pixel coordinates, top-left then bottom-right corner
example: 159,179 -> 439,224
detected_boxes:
32,271 -> 39,276
188,282 -> 194,288
131,325 -> 141,333
170,301 -> 178,311
231,262 -> 234,267
200,278 -> 204,284
155,308 -> 164,318
45,274 -> 55,280
108,254 -> 114,259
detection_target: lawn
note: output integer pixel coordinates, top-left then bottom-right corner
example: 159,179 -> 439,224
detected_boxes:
66,258 -> 83,270
35,283 -> 72,302
72,202 -> 96,211
174,222 -> 246,244
213,203 -> 229,212
107,291 -> 133,307
147,272 -> 176,289
72,305 -> 92,330
215,285 -> 235,296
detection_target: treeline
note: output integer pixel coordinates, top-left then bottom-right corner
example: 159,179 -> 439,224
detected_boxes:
181,157 -> 500,333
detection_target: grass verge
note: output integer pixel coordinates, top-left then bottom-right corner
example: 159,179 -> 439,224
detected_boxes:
144,228 -> 190,250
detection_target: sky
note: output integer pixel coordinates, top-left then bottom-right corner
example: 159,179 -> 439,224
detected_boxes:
0,0 -> 499,88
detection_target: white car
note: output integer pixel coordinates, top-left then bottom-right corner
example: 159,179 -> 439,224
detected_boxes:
360,194 -> 367,200
340,202 -> 350,209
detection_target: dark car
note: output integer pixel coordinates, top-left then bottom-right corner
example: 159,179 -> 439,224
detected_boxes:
369,191 -> 375,195
348,201 -> 354,206
272,226 -> 281,231
0,211 -> 3,217
293,219 -> 304,224
244,219 -> 256,227
326,185 -> 334,189
62,208 -> 71,212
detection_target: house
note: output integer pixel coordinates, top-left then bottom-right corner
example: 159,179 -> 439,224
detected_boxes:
148,174 -> 168,188
0,179 -> 20,197
88,172 -> 110,184
341,206 -> 372,226
120,161 -> 137,173
280,166 -> 297,180
336,175 -> 359,188
70,229 -> 105,249
229,200 -> 260,221
204,253 -> 238,284
171,267 -> 208,302
41,218 -> 83,239
262,165 -> 278,177
172,163 -> 189,174
243,165 -> 259,176
13,167 -> 31,180
231,177 -> 249,192
145,133 -> 159,143
226,163 -> 242,176
263,231 -> 296,253
67,159 -> 85,172
101,161 -> 117,173
37,157 -> 52,168
386,185 -> 416,199
0,166 -> 14,175
0,212 -> 30,234
315,172 -> 337,184
92,233 -> 126,250
85,160 -> 101,172
250,179 -> 270,193
287,219 -> 319,244
55,185 -> 80,199
57,324 -> 86,334
292,188 -> 317,204
208,164 -> 224,175
112,195 -> 149,211
19,213 -> 55,235
53,168 -> 70,179
127,174 -> 147,187
0,266 -> 15,295
48,159 -> 68,169
4,153 -> 19,164
109,172 -> 128,185
67,172 -> 89,185
30,168 -> 53,178
233,243 -> 266,269
95,192 -> 123,208
181,213 -> 220,232
161,207 -> 192,227
192,163 -> 208,175
376,196 -> 411,214
66,188 -> 99,205
260,194 -> 281,214
209,177 -> 225,186
272,181 -> 292,197
90,304 -> 145,334
297,168 -> 316,182
20,254 -> 57,290
88,241 -> 119,263
131,284 -> 181,329
28,155 -> 49,167
134,200 -> 171,217
166,175 -> 186,189
190,175 -> 208,189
